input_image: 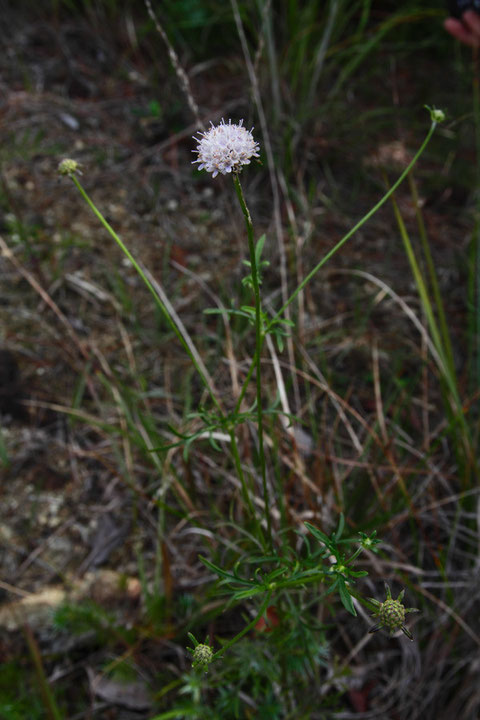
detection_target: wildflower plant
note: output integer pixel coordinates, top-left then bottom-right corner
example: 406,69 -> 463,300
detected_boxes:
201,515 -> 380,618
58,106 -> 443,683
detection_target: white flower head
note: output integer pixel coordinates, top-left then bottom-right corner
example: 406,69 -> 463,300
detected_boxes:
192,118 -> 260,178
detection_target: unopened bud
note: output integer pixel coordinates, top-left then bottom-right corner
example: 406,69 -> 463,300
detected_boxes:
58,158 -> 81,177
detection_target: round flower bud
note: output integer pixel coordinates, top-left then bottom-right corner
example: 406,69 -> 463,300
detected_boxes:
58,158 -> 81,177
424,105 -> 445,124
430,108 -> 445,123
192,643 -> 214,670
368,583 -> 419,640
378,597 -> 406,633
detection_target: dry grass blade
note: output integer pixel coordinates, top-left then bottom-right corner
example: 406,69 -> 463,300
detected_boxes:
0,235 -> 89,364
144,0 -> 203,129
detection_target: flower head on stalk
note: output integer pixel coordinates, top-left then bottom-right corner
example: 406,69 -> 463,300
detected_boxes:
58,158 -> 82,177
368,582 -> 419,640
186,632 -> 215,672
192,118 -> 260,178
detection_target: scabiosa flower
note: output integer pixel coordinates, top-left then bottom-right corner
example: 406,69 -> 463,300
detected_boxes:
186,633 -> 215,672
368,582 -> 419,640
58,158 -> 81,177
191,643 -> 214,670
192,118 -> 260,178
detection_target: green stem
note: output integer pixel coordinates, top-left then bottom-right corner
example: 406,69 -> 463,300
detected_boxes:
267,120 -> 438,330
211,589 -> 273,660
346,546 -> 365,565
233,173 -> 272,549
70,175 -> 223,415
234,121 -> 439,437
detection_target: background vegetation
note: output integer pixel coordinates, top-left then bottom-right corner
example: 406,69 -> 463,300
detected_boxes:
0,1 -> 479,718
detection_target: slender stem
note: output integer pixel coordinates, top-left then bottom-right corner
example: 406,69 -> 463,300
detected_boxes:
70,175 -> 223,415
233,173 -> 272,549
267,120 -> 438,330
346,546 -> 365,565
211,589 -> 273,660
234,122 -> 439,430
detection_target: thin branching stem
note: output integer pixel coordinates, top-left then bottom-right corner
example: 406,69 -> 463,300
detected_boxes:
70,175 -> 223,416
236,120 -> 439,422
233,121 -> 439,452
268,119 -> 438,329
233,172 -> 272,549
211,589 -> 273,660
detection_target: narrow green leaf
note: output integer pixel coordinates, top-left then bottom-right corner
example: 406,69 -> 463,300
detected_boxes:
199,557 -> 255,587
338,577 -> 357,616
335,513 -> 345,541
199,556 -> 235,580
255,234 -> 266,265
233,587 -> 266,601
304,522 -> 333,550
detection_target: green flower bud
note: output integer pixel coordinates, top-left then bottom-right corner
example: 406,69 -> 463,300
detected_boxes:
192,643 -> 214,670
424,106 -> 445,124
369,583 -> 419,640
378,596 -> 406,632
58,158 -> 81,177
187,633 -> 215,671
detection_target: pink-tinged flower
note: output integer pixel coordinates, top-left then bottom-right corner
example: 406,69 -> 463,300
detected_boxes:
192,118 -> 260,178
